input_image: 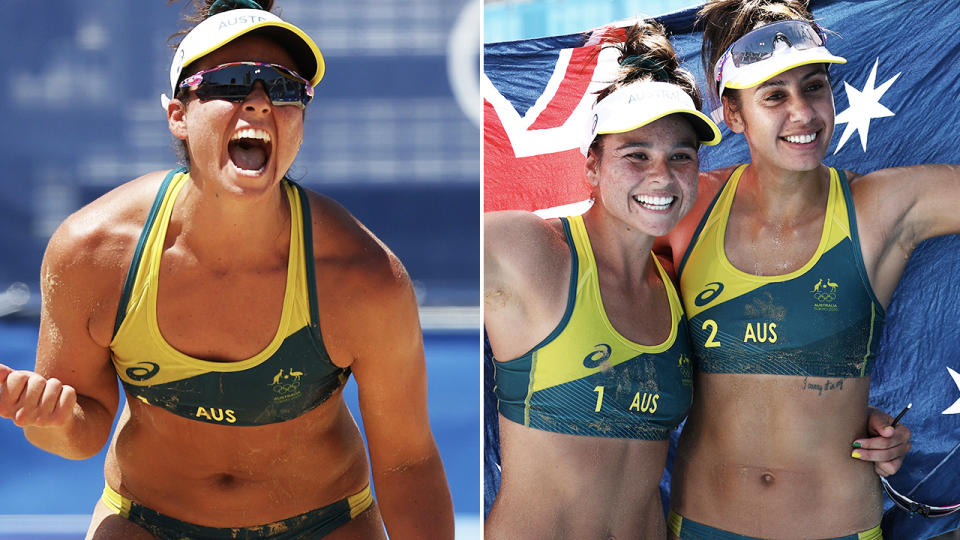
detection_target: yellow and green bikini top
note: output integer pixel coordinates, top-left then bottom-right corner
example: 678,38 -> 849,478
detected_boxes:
493,214 -> 693,440
110,168 -> 349,426
678,164 -> 885,378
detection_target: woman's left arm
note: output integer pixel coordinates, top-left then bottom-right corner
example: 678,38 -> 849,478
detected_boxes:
349,251 -> 455,539
853,164 -> 960,306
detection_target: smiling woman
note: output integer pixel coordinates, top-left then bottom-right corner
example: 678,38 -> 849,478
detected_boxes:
0,0 -> 453,539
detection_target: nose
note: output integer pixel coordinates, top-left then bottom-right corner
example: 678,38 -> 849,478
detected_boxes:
243,81 -> 272,113
786,93 -> 816,124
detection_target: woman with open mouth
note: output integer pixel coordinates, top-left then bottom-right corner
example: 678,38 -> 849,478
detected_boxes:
0,0 -> 453,538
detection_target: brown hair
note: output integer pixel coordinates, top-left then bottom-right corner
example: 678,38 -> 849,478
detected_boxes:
589,19 -> 703,155
698,0 -> 816,100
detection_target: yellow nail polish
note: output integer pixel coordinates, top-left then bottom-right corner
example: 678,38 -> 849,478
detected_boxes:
852,450 -> 862,459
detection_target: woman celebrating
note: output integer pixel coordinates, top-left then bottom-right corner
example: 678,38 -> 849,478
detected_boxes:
0,0 -> 452,538
658,0 -> 952,538
485,21 -> 721,539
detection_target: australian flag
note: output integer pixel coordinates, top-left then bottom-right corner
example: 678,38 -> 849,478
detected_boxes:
483,0 -> 960,537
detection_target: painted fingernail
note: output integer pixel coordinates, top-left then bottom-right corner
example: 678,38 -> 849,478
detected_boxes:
852,442 -> 862,449
852,450 -> 862,459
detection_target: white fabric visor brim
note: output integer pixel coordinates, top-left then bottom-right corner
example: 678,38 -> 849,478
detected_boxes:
581,108 -> 721,155
720,46 -> 846,93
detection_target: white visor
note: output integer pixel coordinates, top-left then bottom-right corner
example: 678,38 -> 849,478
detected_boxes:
162,9 -> 324,109
581,81 -> 721,156
715,20 -> 846,98
717,45 -> 846,97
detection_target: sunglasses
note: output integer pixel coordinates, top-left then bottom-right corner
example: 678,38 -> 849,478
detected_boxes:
714,20 -> 830,92
179,62 -> 314,107
881,476 -> 960,517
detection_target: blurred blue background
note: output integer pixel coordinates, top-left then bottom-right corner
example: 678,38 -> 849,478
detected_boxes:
0,0 -> 481,537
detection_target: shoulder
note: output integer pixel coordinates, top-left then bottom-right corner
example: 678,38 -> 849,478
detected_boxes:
41,170 -> 173,345
485,210 -> 568,266
298,186 -> 412,304
45,170 -> 171,270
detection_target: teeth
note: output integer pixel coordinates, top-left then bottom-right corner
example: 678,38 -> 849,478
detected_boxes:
231,128 -> 271,143
784,133 -> 816,144
633,194 -> 676,210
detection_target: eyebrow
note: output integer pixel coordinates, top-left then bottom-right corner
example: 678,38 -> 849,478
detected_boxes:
757,66 -> 828,90
615,140 -> 698,152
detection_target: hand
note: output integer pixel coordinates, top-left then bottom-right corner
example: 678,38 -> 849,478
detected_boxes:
0,364 -> 77,428
851,406 -> 912,476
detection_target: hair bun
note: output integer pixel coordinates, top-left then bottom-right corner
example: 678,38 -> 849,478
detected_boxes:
208,0 -> 268,15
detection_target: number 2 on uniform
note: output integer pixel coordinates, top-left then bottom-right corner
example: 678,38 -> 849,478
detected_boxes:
702,319 -> 721,348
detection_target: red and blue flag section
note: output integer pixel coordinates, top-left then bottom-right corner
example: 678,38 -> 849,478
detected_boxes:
483,0 -> 960,537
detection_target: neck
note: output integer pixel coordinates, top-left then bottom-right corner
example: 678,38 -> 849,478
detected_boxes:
738,161 -> 830,223
581,205 -> 657,285
173,172 -> 292,267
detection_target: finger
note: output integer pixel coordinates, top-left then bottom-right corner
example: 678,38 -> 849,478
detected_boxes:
12,373 -> 48,427
36,378 -> 64,427
866,407 -> 894,436
0,370 -> 29,417
0,364 -> 11,384
50,384 -> 77,427
875,456 -> 906,477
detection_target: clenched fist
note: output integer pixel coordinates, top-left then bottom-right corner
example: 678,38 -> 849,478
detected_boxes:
0,364 -> 77,428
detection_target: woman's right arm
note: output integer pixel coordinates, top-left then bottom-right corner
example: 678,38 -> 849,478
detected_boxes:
484,211 -> 569,361
0,213 -> 123,460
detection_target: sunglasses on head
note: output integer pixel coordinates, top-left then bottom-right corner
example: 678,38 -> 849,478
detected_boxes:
179,62 -> 314,107
881,476 -> 960,518
714,19 -> 829,91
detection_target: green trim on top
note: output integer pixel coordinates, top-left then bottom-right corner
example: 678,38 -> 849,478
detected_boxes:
836,168 -> 885,316
290,180 -> 320,326
113,167 -> 185,337
677,166 -> 743,278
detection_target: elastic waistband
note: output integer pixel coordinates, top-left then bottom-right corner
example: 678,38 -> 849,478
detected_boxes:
668,510 -> 882,540
101,482 -> 374,539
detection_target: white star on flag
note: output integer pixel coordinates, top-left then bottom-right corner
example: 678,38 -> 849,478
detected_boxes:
833,58 -> 901,154
944,367 -> 960,415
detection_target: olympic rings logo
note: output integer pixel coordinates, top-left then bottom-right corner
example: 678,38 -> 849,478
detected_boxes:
813,292 -> 837,302
273,383 -> 300,395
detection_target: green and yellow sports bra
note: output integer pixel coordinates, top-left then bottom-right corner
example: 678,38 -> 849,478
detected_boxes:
678,165 -> 885,378
110,168 -> 349,426
493,215 -> 693,440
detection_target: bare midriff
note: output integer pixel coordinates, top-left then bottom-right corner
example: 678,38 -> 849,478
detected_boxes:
105,392 -> 371,527
487,415 -> 671,540
672,372 -> 881,538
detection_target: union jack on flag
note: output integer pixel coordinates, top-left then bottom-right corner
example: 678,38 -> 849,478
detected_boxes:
483,1 -> 960,537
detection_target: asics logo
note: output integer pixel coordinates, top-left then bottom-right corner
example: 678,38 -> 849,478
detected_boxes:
583,344 -> 612,368
126,361 -> 160,381
694,282 -> 724,306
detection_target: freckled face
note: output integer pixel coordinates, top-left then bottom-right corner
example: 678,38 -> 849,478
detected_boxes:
170,34 -> 306,196
586,115 -> 700,237
727,64 -> 835,173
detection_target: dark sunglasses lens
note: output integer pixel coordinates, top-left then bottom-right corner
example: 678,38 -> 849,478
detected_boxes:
194,65 -> 309,105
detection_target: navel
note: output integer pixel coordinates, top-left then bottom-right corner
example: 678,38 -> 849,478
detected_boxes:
760,471 -> 776,486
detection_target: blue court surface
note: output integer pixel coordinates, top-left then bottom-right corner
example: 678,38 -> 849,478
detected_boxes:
0,320 -> 482,539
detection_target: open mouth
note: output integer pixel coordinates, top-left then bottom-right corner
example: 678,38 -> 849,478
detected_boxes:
633,194 -> 676,211
782,132 -> 818,144
228,128 -> 272,175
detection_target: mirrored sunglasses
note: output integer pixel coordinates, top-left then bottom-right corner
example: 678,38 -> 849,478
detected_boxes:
881,476 -> 960,518
715,20 -> 828,86
180,61 -> 314,107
